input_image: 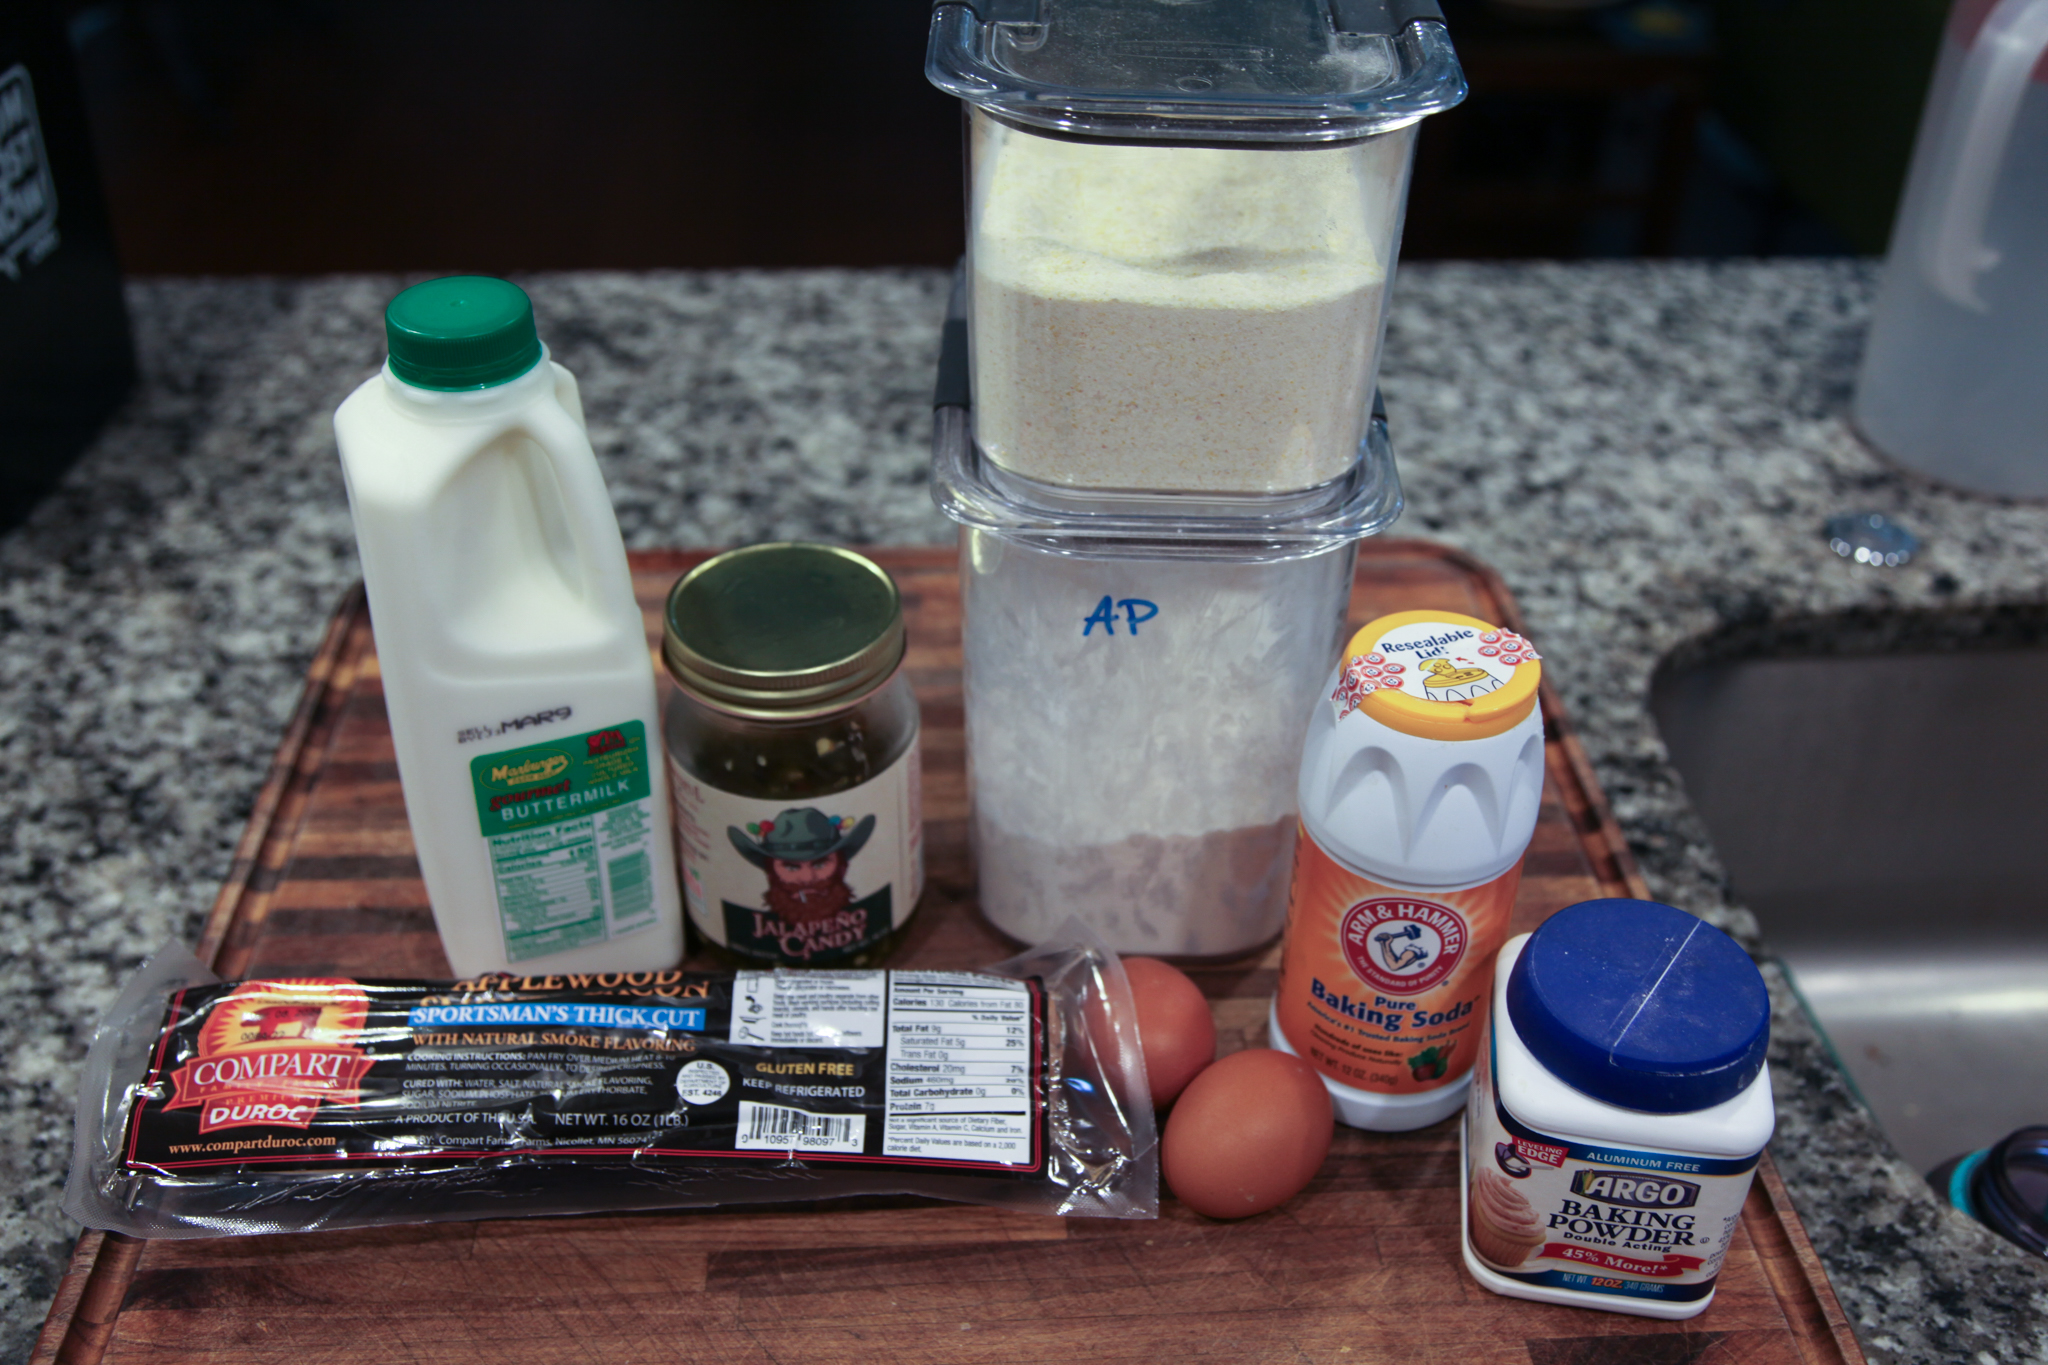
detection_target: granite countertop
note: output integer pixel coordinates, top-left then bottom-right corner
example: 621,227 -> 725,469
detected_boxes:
4,262 -> 2046,1362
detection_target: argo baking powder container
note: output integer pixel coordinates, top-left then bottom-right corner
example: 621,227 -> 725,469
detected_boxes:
1462,899 -> 1776,1320
1271,609 -> 1546,1130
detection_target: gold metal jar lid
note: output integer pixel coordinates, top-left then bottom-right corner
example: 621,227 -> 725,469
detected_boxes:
662,543 -> 906,721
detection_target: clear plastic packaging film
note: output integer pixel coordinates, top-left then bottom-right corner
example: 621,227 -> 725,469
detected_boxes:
63,926 -> 1157,1238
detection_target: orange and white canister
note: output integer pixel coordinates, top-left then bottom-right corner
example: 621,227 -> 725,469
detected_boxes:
1271,609 -> 1547,1131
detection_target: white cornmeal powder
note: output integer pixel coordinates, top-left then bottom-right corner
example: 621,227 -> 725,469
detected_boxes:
961,532 -> 1356,957
970,117 -> 1404,493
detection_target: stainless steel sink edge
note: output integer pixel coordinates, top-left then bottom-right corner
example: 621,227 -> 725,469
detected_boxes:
1769,953 -> 1880,1120
1650,627 -> 2048,1175
1756,958 -> 2046,1358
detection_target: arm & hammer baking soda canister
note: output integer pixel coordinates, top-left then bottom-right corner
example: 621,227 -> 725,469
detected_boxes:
1463,899 -> 1774,1319
333,276 -> 684,978
1272,610 -> 1545,1131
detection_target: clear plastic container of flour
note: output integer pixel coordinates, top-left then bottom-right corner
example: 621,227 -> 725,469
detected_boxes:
927,0 -> 1465,496
933,262 -> 1401,958
962,528 -> 1358,958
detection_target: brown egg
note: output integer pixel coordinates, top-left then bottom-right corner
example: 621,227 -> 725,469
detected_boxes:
1122,956 -> 1217,1107
1162,1048 -> 1334,1219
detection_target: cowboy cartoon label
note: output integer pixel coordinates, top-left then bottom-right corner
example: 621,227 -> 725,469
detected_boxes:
1275,828 -> 1520,1095
469,720 -> 663,964
668,743 -> 924,965
1464,1034 -> 1759,1303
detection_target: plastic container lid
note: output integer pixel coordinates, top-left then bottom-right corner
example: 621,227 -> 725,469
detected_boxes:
926,0 -> 1466,143
1506,899 -> 1770,1115
385,277 -> 543,391
1952,1127 -> 2048,1257
1336,610 -> 1540,741
928,273 -> 1403,561
663,543 -> 906,720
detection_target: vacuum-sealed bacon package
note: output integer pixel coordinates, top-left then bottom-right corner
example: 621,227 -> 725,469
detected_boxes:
64,926 -> 1157,1237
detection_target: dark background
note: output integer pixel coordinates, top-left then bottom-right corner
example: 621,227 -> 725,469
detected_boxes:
62,0 -> 1951,274
0,0 -> 1956,524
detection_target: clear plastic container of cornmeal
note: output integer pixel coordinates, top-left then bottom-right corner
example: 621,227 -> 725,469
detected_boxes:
926,0 -> 1465,495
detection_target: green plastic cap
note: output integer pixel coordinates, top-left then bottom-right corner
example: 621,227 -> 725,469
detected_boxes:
384,276 -> 543,390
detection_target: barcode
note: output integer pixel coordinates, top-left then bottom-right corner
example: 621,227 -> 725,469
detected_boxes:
606,849 -> 653,923
734,1101 -> 866,1154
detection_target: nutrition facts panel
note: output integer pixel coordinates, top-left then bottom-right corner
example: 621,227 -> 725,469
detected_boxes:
883,971 -> 1034,1165
488,821 -> 604,959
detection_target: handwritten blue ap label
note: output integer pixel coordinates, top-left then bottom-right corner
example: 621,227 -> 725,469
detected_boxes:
1082,596 -> 1159,637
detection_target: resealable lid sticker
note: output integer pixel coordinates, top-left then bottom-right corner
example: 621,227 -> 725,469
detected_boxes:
1332,609 -> 1541,740
926,0 -> 1467,143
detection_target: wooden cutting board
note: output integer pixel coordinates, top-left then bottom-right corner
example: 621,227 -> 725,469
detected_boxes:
35,541 -> 1864,1365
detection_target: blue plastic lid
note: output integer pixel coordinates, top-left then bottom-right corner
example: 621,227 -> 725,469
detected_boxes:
1506,899 -> 1770,1114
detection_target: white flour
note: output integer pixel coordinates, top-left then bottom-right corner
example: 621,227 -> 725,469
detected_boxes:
961,532 -> 1355,957
974,818 -> 1298,958
970,117 -> 1400,493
